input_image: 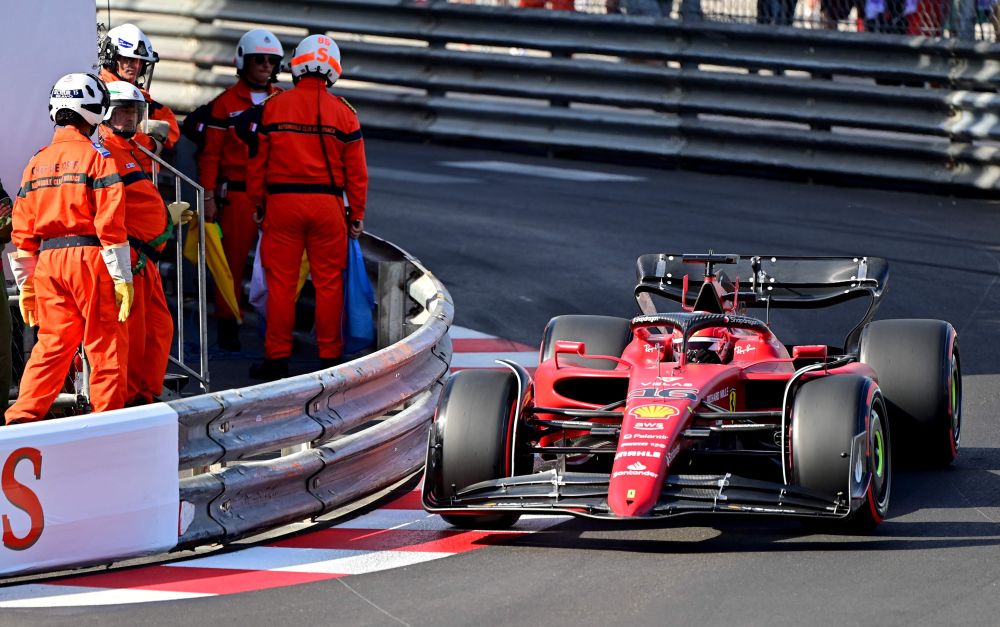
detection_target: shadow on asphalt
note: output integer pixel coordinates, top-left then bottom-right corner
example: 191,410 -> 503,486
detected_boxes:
460,447 -> 1000,554
487,522 -> 1000,555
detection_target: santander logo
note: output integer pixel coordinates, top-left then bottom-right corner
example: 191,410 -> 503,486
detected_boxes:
627,461 -> 647,472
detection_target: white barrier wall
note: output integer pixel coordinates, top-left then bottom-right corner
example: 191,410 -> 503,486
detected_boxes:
0,1 -> 98,196
0,405 -> 180,576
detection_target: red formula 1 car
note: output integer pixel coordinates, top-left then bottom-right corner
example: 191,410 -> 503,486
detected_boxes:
423,254 -> 962,531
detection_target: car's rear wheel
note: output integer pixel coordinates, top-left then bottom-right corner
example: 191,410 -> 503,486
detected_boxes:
792,375 -> 890,532
859,319 -> 961,467
427,369 -> 522,529
540,315 -> 631,369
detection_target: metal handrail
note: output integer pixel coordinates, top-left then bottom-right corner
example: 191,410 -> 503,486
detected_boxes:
135,144 -> 210,392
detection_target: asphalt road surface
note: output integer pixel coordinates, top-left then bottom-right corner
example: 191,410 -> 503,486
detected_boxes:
7,138 -> 1000,626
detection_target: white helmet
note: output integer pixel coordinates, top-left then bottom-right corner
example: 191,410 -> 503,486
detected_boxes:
289,34 -> 341,84
103,81 -> 147,137
105,24 -> 158,63
48,73 -> 111,126
101,24 -> 159,88
236,29 -> 284,71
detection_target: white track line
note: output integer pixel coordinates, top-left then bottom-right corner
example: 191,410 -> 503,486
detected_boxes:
442,160 -> 644,182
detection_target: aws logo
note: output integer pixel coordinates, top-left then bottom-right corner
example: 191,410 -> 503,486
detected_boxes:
629,404 -> 678,420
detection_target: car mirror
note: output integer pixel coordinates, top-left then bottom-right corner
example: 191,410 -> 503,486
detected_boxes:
792,345 -> 828,361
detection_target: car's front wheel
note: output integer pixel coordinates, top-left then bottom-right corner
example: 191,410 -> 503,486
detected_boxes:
792,375 -> 891,532
426,369 -> 522,529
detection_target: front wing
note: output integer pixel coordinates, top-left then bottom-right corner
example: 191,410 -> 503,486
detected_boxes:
422,469 -> 854,520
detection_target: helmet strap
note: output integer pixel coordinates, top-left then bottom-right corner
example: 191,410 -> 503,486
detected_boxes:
136,61 -> 149,88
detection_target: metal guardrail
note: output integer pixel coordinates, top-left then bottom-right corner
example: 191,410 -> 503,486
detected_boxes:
112,0 -> 1000,84
108,0 -> 1000,191
172,233 -> 452,547
0,233 -> 450,577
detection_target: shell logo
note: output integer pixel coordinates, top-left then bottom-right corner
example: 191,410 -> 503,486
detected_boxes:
629,404 -> 678,420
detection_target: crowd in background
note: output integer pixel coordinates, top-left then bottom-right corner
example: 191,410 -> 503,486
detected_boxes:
447,0 -> 1000,39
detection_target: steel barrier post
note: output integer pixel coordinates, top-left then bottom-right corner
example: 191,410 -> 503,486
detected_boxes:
378,260 -> 407,349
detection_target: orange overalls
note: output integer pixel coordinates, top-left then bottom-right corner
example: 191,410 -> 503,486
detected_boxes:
100,68 -> 181,172
5,126 -> 129,424
99,127 -> 174,405
198,80 -> 281,323
247,76 -> 368,360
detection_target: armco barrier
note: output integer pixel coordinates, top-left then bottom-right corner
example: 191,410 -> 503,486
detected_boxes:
173,233 -> 452,547
1,234 -> 452,577
106,0 -> 1000,191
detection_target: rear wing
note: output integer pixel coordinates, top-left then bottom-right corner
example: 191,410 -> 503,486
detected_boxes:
634,254 -> 889,351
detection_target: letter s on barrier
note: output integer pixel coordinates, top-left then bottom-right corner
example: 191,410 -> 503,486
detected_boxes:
2,447 -> 44,551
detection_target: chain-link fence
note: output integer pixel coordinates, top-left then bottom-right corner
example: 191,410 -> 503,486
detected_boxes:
442,0 -> 1000,40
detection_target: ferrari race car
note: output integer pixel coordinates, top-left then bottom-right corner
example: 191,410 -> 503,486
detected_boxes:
422,254 -> 962,531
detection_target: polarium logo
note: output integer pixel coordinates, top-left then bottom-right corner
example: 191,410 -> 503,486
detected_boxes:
629,404 -> 678,420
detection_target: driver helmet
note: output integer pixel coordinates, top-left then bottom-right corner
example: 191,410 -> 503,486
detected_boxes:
288,34 -> 342,84
102,81 -> 147,138
673,326 -> 734,364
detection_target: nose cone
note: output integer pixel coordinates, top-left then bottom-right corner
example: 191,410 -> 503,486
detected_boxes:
607,452 -> 669,518
608,396 -> 690,518
607,472 -> 661,517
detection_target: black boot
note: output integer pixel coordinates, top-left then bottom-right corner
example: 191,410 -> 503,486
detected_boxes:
249,357 -> 289,381
217,318 -> 242,352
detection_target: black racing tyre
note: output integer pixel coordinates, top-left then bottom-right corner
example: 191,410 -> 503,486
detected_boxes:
859,319 -> 961,468
792,375 -> 890,532
428,369 -> 522,529
540,315 -> 631,370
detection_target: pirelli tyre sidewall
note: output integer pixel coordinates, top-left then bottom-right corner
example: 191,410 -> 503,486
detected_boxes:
791,375 -> 890,531
859,319 -> 961,468
540,315 -> 632,370
426,369 -> 521,529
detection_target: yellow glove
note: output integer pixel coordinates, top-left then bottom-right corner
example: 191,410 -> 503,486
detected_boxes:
167,201 -> 195,225
114,280 -> 135,322
18,282 -> 37,327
